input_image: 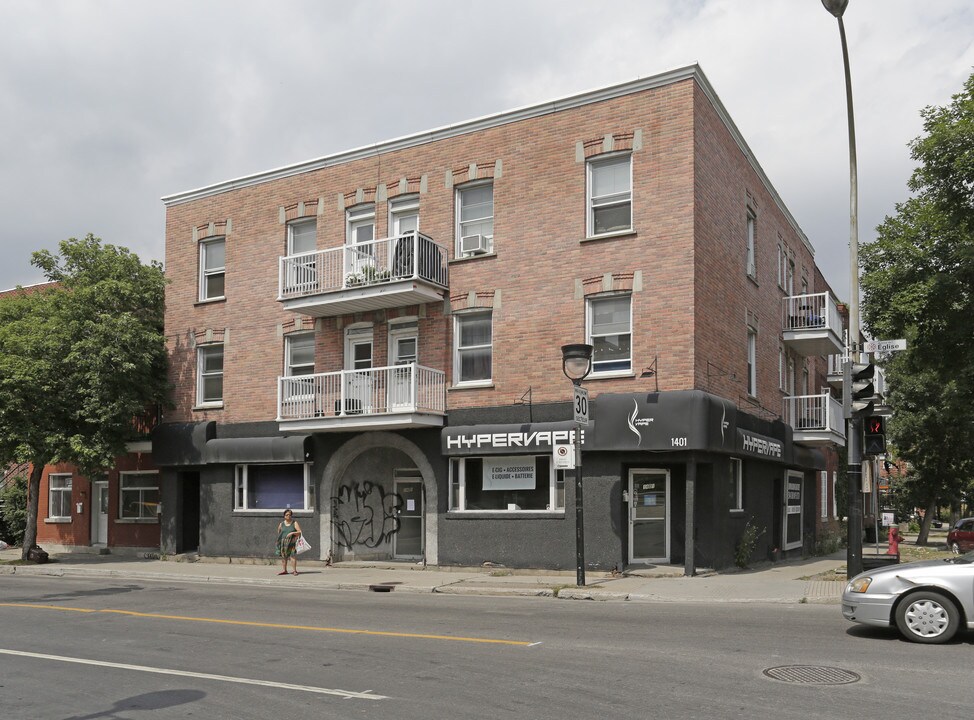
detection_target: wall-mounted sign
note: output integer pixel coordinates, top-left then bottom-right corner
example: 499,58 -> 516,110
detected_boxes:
482,457 -> 537,491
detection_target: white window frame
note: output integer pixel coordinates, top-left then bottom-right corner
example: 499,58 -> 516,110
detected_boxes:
346,204 -> 376,246
389,195 -> 420,237
746,210 -> 756,279
285,332 -> 315,377
287,218 -> 317,256
448,456 -> 565,513
454,310 -> 492,386
196,343 -> 224,407
820,471 -> 829,519
730,459 -> 743,512
587,293 -> 632,376
455,181 -> 494,256
778,346 -> 786,391
234,463 -> 312,512
119,471 -> 160,521
777,239 -> 785,289
199,236 -> 226,301
587,153 -> 633,237
747,327 -> 757,397
48,473 -> 72,520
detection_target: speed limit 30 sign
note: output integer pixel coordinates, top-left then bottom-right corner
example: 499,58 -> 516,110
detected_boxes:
573,386 -> 589,425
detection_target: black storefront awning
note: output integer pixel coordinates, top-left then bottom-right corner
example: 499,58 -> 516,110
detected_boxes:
203,436 -> 312,464
151,421 -> 216,466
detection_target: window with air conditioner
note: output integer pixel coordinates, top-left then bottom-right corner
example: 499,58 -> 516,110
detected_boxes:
456,182 -> 493,256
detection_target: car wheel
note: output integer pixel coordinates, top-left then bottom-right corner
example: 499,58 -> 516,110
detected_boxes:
895,591 -> 959,644
950,542 -> 960,554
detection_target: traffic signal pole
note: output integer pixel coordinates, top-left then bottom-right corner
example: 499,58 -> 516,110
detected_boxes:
846,410 -> 864,578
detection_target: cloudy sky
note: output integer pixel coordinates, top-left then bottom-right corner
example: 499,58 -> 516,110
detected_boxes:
1,0 -> 972,300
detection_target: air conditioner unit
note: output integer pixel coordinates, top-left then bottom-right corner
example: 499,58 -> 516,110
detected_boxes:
460,234 -> 489,255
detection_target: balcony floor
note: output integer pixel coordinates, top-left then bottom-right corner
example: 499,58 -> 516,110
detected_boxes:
278,411 -> 445,433
280,280 -> 446,318
793,429 -> 846,447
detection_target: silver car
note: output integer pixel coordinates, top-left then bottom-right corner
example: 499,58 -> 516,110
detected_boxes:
842,551 -> 974,643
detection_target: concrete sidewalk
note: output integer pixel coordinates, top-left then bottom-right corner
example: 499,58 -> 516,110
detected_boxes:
0,547 -> 850,605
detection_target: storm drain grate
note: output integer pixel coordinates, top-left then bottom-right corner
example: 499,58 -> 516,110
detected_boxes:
763,665 -> 861,685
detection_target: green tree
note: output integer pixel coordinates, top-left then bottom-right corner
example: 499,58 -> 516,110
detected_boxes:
0,235 -> 168,560
861,72 -> 974,542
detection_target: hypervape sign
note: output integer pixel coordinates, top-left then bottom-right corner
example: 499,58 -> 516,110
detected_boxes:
442,422 -> 583,456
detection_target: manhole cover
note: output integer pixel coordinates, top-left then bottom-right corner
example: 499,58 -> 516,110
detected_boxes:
763,665 -> 860,685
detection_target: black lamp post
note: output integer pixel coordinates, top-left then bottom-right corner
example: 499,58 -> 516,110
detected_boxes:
561,343 -> 593,586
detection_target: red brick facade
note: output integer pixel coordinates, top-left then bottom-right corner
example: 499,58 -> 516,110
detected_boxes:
159,66 -> 846,567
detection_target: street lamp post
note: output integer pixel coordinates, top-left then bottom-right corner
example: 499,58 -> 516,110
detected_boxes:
822,0 -> 864,577
562,343 -> 593,587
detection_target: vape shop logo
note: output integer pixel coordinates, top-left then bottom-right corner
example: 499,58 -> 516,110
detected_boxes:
627,398 -> 654,445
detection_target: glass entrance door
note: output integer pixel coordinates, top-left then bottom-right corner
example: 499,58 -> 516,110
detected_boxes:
394,472 -> 423,559
628,469 -> 669,563
91,481 -> 109,546
389,325 -> 417,411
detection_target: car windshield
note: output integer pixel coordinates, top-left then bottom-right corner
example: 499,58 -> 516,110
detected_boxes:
948,550 -> 974,564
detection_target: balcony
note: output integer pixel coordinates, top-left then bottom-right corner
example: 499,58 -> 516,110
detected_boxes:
278,232 -> 448,317
277,363 -> 447,432
783,393 -> 846,447
781,293 -> 844,356
826,354 -> 845,389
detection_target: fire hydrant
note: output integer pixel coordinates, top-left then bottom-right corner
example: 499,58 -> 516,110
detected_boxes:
887,525 -> 900,555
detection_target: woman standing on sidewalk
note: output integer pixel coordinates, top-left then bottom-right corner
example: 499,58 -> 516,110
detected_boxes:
275,509 -> 302,576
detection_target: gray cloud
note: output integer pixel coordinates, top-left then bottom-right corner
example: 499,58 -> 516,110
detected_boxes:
1,0 -> 972,306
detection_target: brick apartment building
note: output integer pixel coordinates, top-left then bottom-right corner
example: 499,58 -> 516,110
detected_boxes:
0,283 -> 162,554
156,64 -> 846,571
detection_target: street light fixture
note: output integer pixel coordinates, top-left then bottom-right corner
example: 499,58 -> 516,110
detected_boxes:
822,0 -> 865,577
561,343 -> 592,587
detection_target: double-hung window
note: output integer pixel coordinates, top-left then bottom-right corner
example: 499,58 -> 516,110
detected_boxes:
48,474 -> 72,519
730,458 -> 743,512
119,472 -> 160,520
197,343 -> 224,406
747,328 -> 757,397
285,333 -> 315,377
746,210 -> 756,279
454,311 -> 492,385
456,182 -> 494,256
449,455 -> 565,512
234,463 -> 311,511
587,154 -> 632,236
199,237 -> 226,301
587,294 -> 632,375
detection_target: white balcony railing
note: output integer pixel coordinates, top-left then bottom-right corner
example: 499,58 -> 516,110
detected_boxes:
279,232 -> 448,300
782,393 -> 845,436
781,292 -> 843,334
277,363 -> 446,422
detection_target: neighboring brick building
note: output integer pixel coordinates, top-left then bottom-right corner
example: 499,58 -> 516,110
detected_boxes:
0,283 -> 162,554
156,64 -> 845,571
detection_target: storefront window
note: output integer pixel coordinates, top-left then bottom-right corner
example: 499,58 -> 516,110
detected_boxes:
234,464 -> 310,511
449,455 -> 563,512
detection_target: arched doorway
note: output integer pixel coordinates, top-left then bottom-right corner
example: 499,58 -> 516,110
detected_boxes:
319,432 -> 438,564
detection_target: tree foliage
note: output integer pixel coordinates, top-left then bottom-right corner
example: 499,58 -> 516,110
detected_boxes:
860,72 -> 974,539
0,235 -> 168,559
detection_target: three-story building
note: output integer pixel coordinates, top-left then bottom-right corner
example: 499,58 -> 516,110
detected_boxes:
155,64 -> 845,571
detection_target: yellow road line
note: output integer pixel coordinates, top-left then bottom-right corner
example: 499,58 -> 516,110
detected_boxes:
0,603 -> 535,647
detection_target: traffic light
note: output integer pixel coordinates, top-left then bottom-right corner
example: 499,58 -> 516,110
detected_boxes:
842,362 -> 876,418
863,415 -> 887,455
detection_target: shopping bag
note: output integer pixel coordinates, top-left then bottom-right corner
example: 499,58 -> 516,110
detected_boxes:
295,536 -> 312,555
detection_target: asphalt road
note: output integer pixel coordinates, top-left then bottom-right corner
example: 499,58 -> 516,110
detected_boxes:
0,575 -> 969,719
